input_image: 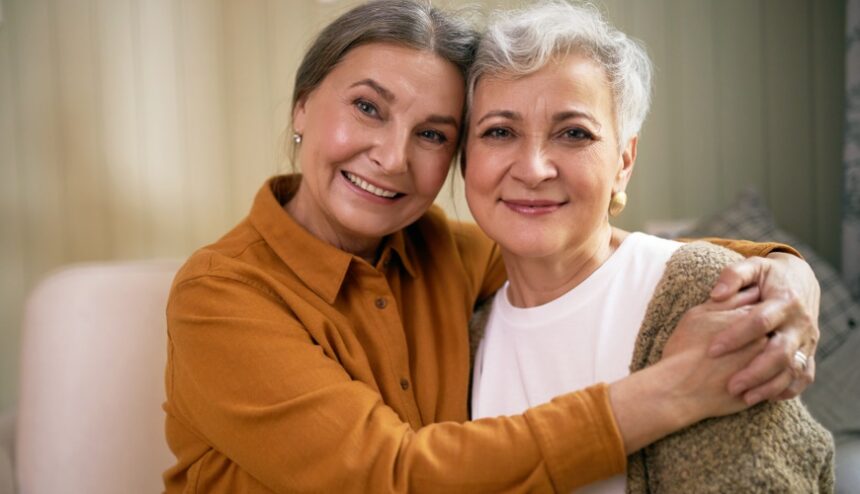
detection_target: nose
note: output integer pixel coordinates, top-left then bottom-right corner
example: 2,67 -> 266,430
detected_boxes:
510,138 -> 557,187
369,126 -> 409,175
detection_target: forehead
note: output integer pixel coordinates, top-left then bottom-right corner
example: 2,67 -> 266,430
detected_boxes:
473,52 -> 613,119
324,43 -> 465,110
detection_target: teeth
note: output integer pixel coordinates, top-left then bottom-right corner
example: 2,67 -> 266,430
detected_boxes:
344,172 -> 398,198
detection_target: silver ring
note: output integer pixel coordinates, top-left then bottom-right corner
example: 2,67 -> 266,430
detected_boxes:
793,350 -> 808,371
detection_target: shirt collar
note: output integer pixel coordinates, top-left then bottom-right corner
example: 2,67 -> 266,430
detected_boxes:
249,175 -> 418,304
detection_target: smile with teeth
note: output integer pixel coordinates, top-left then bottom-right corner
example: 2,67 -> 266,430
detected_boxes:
343,171 -> 400,199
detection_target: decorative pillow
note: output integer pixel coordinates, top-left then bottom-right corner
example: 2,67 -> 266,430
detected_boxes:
680,188 -> 860,435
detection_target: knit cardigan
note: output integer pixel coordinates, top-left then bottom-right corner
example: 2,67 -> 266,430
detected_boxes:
468,242 -> 835,493
625,241 -> 834,493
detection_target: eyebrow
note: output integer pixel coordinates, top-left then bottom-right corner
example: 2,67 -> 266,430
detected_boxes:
476,110 -> 520,126
476,109 -> 601,129
426,114 -> 459,128
553,110 -> 601,129
350,79 -> 396,103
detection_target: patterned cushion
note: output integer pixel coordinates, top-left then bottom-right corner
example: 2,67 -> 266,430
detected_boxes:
681,188 -> 860,434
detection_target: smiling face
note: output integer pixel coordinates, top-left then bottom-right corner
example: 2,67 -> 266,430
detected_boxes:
464,51 -> 637,260
288,42 -> 465,256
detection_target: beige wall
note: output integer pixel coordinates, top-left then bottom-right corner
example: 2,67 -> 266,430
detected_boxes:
0,0 -> 845,410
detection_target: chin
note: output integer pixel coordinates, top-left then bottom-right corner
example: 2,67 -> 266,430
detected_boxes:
496,235 -> 562,260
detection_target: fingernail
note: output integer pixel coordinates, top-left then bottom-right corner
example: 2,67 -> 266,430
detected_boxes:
745,393 -> 761,406
709,343 -> 726,357
711,282 -> 728,298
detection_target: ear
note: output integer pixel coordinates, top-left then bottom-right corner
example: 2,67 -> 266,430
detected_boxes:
292,96 -> 308,135
614,135 -> 638,192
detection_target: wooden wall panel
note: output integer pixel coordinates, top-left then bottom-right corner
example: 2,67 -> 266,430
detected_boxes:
764,0 -> 815,244
617,0 -> 674,232
177,0 -> 233,248
0,14 -> 26,411
95,0 -> 148,259
53,0 -> 111,261
138,0 -> 189,256
0,0 -> 847,411
813,0 -> 847,268
222,0 -> 278,221
11,0 -> 67,280
714,0 -> 768,198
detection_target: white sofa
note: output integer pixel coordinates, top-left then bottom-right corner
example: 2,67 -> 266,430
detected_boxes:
0,261 -> 181,494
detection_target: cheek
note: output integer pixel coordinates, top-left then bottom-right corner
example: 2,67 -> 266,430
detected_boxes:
413,152 -> 454,198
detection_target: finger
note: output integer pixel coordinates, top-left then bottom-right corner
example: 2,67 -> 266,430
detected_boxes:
708,297 -> 789,357
776,379 -> 805,401
710,257 -> 768,301
704,285 -> 761,312
741,368 -> 795,406
726,330 -> 799,395
779,353 -> 816,400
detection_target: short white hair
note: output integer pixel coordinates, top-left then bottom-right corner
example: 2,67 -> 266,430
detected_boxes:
467,1 -> 653,147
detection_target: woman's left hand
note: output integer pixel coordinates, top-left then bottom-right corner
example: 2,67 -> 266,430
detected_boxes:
707,252 -> 820,404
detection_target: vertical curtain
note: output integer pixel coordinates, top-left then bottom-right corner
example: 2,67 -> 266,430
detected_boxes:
845,0 -> 860,299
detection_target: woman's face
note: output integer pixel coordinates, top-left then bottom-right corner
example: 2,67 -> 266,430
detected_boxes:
464,52 -> 636,259
291,42 -> 464,246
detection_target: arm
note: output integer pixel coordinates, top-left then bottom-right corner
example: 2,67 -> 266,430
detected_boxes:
624,242 -> 834,493
166,273 -> 625,493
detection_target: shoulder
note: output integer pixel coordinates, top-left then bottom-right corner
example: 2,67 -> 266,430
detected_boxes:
660,241 -> 743,291
171,221 -> 284,306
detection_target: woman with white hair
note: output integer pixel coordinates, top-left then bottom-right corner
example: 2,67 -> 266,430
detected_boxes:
465,2 -> 834,492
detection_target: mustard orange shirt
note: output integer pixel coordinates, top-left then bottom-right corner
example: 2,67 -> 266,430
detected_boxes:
163,175 -> 795,493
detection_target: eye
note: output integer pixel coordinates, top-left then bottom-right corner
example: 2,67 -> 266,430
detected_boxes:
480,127 -> 514,140
354,99 -> 379,118
560,127 -> 594,141
418,129 -> 449,144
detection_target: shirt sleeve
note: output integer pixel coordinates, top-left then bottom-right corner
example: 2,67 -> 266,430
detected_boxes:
165,271 -> 625,493
682,237 -> 802,258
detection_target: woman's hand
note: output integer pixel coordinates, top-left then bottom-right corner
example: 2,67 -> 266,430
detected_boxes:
706,253 -> 820,403
660,286 -> 767,418
611,288 -> 766,454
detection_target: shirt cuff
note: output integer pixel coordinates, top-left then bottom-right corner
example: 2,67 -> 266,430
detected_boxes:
523,383 -> 626,492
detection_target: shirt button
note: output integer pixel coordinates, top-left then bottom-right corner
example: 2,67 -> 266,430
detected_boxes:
375,297 -> 387,309
400,378 -> 410,390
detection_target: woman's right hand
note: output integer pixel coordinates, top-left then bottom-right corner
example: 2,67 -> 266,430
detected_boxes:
609,287 -> 766,454
659,286 -> 767,421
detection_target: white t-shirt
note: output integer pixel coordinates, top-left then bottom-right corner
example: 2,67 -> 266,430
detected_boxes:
471,232 -> 682,493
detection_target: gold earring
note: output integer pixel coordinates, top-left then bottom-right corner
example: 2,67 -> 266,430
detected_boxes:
609,190 -> 627,217
292,133 -> 302,144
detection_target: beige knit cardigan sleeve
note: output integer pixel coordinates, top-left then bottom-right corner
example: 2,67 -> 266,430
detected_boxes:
626,241 -> 834,493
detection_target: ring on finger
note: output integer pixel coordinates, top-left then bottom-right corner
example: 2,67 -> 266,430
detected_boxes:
793,350 -> 808,371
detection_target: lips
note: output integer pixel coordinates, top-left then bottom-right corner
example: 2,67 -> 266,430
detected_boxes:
342,171 -> 403,199
502,198 -> 566,215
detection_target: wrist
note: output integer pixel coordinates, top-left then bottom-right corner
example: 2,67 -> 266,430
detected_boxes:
608,361 -> 695,454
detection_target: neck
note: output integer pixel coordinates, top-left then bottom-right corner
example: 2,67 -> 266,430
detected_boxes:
284,183 -> 382,262
503,225 -> 629,308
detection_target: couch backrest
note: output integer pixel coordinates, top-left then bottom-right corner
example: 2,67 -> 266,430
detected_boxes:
16,260 -> 182,494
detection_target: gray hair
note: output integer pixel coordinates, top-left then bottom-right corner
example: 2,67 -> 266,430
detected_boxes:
292,0 -> 478,113
467,1 -> 652,148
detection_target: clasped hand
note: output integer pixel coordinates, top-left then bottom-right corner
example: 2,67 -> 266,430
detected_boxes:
664,253 -> 820,411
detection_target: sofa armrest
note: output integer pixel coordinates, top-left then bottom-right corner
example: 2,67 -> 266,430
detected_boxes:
0,408 -> 16,494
